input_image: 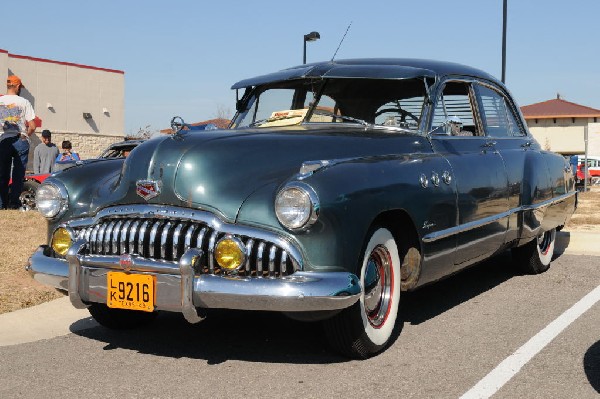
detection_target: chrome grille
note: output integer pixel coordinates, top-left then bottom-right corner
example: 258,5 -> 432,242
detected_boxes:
76,218 -> 297,277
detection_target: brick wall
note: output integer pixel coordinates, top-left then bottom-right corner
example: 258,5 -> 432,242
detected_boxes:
27,132 -> 124,172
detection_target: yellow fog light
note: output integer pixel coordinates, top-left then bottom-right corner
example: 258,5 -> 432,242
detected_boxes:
51,227 -> 73,256
214,236 -> 246,270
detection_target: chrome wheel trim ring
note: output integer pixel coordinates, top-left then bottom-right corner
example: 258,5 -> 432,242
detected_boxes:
363,245 -> 393,328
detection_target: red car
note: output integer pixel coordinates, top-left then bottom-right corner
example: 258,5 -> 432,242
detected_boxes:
12,140 -> 143,210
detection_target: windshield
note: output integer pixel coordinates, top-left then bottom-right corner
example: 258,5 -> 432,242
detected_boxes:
231,78 -> 429,132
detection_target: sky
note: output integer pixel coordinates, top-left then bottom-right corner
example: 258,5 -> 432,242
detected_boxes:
3,0 -> 600,135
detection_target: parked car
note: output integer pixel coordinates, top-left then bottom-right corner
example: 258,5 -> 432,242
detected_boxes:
16,140 -> 144,210
573,155 -> 600,186
28,59 -> 577,358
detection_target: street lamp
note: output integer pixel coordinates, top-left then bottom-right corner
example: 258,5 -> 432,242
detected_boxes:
303,31 -> 320,64
502,0 -> 507,83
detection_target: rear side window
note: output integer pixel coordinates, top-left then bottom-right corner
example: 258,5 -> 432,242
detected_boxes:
476,85 -> 524,137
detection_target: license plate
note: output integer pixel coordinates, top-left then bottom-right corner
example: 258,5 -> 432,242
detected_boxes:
107,272 -> 155,312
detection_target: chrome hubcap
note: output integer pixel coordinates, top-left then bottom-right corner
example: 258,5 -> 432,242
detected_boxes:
19,190 -> 36,211
363,245 -> 393,327
538,231 -> 552,255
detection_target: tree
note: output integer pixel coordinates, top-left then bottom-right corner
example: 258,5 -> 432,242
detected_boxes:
214,104 -> 233,120
126,125 -> 158,140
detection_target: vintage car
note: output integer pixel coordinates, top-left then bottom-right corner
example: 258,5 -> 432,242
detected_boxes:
28,59 -> 577,358
16,140 -> 144,211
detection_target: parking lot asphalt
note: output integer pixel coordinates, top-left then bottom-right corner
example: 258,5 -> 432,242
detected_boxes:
0,229 -> 594,348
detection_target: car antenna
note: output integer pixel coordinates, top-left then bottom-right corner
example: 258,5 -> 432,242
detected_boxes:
331,22 -> 352,62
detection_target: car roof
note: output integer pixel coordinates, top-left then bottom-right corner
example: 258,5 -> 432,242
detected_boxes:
108,140 -> 145,149
231,58 -> 499,89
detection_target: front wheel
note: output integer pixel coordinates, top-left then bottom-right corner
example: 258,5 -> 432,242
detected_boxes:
512,228 -> 556,274
88,303 -> 158,329
323,227 -> 401,359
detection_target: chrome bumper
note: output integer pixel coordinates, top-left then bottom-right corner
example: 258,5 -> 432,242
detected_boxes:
27,240 -> 361,323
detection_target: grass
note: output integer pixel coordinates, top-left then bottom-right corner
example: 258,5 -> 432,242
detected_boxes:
0,211 -> 62,314
0,188 -> 597,315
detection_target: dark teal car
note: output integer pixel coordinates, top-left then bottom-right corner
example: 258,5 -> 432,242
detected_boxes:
28,59 -> 577,358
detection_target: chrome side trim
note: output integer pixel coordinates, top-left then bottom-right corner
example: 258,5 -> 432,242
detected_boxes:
422,191 -> 577,243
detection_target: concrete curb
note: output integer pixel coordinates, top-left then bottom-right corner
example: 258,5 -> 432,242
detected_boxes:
0,296 -> 97,347
556,230 -> 599,256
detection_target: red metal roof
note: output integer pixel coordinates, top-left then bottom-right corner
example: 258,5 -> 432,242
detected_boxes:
0,48 -> 124,74
520,98 -> 600,119
159,118 -> 231,134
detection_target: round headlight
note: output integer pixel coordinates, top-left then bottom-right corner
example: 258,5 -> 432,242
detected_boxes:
214,236 -> 246,270
37,183 -> 67,218
275,183 -> 319,230
51,227 -> 73,256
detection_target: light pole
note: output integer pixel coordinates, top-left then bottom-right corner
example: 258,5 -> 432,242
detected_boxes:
303,31 -> 320,64
502,0 -> 507,83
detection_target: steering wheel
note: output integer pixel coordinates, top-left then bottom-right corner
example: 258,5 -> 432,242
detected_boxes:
374,107 -> 419,124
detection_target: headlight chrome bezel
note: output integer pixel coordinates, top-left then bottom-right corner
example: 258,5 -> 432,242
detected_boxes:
275,181 -> 319,231
36,182 -> 69,219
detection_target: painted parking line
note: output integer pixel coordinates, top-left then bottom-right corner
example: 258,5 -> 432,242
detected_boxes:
461,284 -> 600,399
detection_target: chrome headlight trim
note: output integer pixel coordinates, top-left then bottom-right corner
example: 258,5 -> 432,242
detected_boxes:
36,182 -> 69,219
275,181 -> 319,231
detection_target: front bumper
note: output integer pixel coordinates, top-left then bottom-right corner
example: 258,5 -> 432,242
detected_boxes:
27,240 -> 361,323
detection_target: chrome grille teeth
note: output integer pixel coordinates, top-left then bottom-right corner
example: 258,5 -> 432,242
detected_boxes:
172,223 -> 184,260
256,242 -> 265,277
82,218 -> 296,278
245,239 -> 254,273
268,245 -> 277,278
208,231 -> 219,273
113,220 -> 123,255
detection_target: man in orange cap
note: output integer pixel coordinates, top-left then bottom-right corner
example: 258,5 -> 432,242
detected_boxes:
0,75 -> 36,209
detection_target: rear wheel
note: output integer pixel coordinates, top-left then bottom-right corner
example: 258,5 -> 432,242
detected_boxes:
512,228 -> 556,274
88,303 -> 158,329
19,180 -> 40,211
323,227 -> 401,359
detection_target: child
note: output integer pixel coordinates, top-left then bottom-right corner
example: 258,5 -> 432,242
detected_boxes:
55,140 -> 80,163
54,140 -> 80,171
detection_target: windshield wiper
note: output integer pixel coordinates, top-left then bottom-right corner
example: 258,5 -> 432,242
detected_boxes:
310,110 -> 371,127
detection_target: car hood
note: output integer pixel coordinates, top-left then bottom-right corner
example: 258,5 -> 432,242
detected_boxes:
115,127 -> 431,221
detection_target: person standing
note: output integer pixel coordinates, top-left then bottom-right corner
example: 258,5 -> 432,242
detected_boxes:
33,130 -> 59,173
0,75 -> 36,209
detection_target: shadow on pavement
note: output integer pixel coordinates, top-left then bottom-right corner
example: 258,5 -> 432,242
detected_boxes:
584,340 -> 600,392
72,308 -> 347,364
401,251 -> 516,325
554,231 -> 571,258
71,251 -> 526,362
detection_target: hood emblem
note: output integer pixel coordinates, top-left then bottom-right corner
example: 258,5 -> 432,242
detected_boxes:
136,180 -> 161,200
119,253 -> 133,272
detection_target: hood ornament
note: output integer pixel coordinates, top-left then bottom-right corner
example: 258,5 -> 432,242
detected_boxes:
136,180 -> 161,200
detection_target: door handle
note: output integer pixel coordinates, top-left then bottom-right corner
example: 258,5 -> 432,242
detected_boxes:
482,141 -> 497,148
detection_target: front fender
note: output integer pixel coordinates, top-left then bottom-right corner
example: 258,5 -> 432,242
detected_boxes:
238,152 -> 455,275
44,159 -> 124,233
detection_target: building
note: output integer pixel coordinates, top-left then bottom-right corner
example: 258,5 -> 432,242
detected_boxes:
521,95 -> 600,156
0,49 -> 125,168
